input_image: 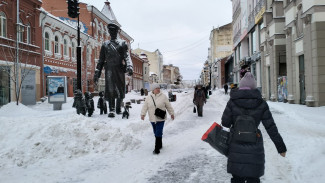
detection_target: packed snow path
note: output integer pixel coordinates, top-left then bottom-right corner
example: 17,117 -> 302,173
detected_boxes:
0,89 -> 324,183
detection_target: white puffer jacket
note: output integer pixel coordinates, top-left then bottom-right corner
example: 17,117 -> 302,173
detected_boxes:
141,92 -> 175,122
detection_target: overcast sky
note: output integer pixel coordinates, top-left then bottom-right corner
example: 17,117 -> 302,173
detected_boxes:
80,0 -> 232,80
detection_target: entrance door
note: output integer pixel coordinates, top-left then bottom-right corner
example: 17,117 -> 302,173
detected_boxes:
21,70 -> 36,105
299,55 -> 306,104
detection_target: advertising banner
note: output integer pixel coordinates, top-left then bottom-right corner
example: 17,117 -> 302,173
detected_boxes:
47,76 -> 67,103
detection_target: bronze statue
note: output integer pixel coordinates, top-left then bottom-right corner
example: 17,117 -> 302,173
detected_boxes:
94,22 -> 133,118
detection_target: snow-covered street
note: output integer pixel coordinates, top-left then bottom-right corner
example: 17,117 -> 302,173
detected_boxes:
1,89 -> 325,183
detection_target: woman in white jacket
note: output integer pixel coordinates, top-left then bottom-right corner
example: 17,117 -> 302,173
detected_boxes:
141,83 -> 175,154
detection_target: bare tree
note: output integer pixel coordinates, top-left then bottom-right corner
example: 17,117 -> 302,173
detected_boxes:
0,37 -> 39,105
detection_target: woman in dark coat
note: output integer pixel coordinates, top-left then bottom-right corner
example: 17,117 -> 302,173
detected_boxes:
193,85 -> 206,117
221,72 -> 287,183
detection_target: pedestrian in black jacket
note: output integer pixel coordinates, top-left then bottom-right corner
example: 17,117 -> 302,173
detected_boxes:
224,84 -> 229,95
221,72 -> 287,183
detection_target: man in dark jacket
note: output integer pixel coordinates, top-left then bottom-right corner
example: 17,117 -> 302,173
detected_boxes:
224,84 -> 228,95
193,85 -> 206,117
221,72 -> 286,183
94,22 -> 133,118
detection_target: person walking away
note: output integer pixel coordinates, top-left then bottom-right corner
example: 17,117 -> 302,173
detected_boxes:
140,88 -> 144,96
224,84 -> 229,95
221,72 -> 287,183
141,83 -> 175,154
97,91 -> 107,115
193,85 -> 206,117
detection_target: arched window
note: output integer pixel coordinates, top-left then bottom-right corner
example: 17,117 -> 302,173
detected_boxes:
18,19 -> 24,42
63,39 -> 68,56
26,23 -> 31,44
0,12 -> 7,37
71,42 -> 75,58
45,32 -> 50,51
54,36 -> 59,54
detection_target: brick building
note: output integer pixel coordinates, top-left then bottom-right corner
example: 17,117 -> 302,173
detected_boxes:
0,0 -> 42,106
41,0 -> 134,95
130,53 -> 144,91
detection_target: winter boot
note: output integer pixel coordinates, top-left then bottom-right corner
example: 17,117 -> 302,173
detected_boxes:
157,137 -> 163,149
153,137 -> 160,154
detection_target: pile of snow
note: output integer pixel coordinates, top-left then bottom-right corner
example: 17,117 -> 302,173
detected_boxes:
0,89 -> 325,183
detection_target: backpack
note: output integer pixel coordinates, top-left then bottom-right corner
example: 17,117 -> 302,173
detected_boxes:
232,104 -> 258,143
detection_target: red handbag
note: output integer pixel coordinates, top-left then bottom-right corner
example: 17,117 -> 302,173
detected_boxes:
201,122 -> 230,156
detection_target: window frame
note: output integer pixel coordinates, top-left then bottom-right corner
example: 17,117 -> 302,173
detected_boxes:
26,23 -> 31,44
45,32 -> 50,51
0,12 -> 7,37
54,36 -> 59,54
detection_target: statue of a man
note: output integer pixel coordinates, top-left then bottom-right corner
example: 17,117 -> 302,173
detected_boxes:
94,22 -> 133,118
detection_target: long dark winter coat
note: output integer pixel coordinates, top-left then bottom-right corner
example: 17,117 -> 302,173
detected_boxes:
193,89 -> 206,106
221,89 -> 287,178
94,40 -> 133,100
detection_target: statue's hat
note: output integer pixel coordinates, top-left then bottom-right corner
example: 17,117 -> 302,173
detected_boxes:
107,22 -> 120,29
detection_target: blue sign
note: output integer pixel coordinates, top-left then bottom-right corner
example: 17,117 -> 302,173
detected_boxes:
44,66 -> 52,74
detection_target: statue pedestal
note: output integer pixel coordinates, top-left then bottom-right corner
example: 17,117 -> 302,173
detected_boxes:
53,103 -> 63,110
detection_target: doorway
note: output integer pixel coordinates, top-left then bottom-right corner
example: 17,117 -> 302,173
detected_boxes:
21,69 -> 36,105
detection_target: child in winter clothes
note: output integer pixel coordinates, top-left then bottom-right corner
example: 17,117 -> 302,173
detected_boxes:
221,72 -> 287,183
97,91 -> 107,115
84,91 -> 95,117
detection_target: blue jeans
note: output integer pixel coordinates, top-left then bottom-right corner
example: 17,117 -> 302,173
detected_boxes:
151,121 -> 165,137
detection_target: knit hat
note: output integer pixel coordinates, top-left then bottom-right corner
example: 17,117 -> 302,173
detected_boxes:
239,72 -> 257,90
150,83 -> 160,91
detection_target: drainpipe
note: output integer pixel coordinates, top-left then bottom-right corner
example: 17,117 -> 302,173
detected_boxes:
41,11 -> 48,97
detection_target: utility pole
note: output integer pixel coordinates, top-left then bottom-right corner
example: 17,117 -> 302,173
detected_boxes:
67,0 -> 81,90
15,0 -> 20,105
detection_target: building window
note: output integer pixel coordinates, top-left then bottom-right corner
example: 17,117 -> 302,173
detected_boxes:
0,12 -> 7,37
54,36 -> 59,54
64,39 -> 68,56
26,23 -> 31,44
45,32 -> 50,51
71,42 -> 75,58
251,28 -> 256,54
18,19 -> 24,42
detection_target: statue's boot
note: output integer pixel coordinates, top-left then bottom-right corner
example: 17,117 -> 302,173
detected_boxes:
108,98 -> 115,118
116,98 -> 122,115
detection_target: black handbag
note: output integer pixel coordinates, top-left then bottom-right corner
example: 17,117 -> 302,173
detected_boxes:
151,96 -> 166,119
202,122 -> 230,156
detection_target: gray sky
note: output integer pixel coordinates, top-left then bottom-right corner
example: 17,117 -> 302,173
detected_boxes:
80,0 -> 232,80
